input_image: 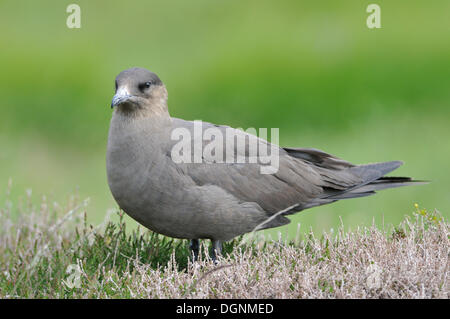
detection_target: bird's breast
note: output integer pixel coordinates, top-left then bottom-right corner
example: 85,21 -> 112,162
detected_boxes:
107,119 -> 161,207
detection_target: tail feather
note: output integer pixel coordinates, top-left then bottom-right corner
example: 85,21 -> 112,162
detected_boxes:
323,161 -> 403,198
327,191 -> 375,200
353,178 -> 427,193
347,161 -> 403,183
283,148 -> 427,214
324,162 -> 428,201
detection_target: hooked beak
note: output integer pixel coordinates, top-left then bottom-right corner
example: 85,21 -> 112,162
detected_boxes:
111,87 -> 132,108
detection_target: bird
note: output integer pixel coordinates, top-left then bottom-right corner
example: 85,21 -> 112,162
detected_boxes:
106,67 -> 425,262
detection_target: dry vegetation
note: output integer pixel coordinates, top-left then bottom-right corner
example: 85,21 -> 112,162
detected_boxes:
0,190 -> 448,299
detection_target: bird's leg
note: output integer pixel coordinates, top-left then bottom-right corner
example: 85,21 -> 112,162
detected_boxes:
189,239 -> 200,261
210,240 -> 222,263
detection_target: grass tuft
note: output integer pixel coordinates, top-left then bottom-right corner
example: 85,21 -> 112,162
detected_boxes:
0,194 -> 448,298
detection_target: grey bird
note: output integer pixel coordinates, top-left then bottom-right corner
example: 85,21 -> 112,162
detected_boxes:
107,67 -> 424,261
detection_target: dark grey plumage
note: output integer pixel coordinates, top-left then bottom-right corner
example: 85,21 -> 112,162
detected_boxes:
106,67 -> 425,261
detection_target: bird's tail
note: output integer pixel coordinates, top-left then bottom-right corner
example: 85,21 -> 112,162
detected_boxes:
282,148 -> 428,215
326,176 -> 427,200
324,161 -> 428,201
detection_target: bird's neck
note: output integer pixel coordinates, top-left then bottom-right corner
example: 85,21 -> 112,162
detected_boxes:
115,103 -> 170,120
110,109 -> 172,138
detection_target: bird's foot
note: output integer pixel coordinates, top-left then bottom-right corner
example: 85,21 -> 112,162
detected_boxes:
189,239 -> 200,262
210,240 -> 222,264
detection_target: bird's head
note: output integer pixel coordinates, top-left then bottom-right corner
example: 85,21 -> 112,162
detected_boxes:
111,67 -> 168,116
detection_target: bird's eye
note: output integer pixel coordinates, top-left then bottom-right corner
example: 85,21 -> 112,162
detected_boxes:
139,82 -> 152,92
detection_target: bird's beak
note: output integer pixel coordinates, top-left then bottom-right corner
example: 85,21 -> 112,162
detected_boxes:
111,87 -> 132,108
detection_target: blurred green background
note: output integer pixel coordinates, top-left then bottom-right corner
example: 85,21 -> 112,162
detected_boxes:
0,0 -> 449,238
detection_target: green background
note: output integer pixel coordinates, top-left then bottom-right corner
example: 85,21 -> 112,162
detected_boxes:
0,0 -> 449,238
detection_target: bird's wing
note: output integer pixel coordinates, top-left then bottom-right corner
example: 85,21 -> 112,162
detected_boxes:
167,118 -> 370,218
283,147 -> 355,170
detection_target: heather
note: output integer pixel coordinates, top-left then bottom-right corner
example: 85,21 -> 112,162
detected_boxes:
1,193 -> 447,298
